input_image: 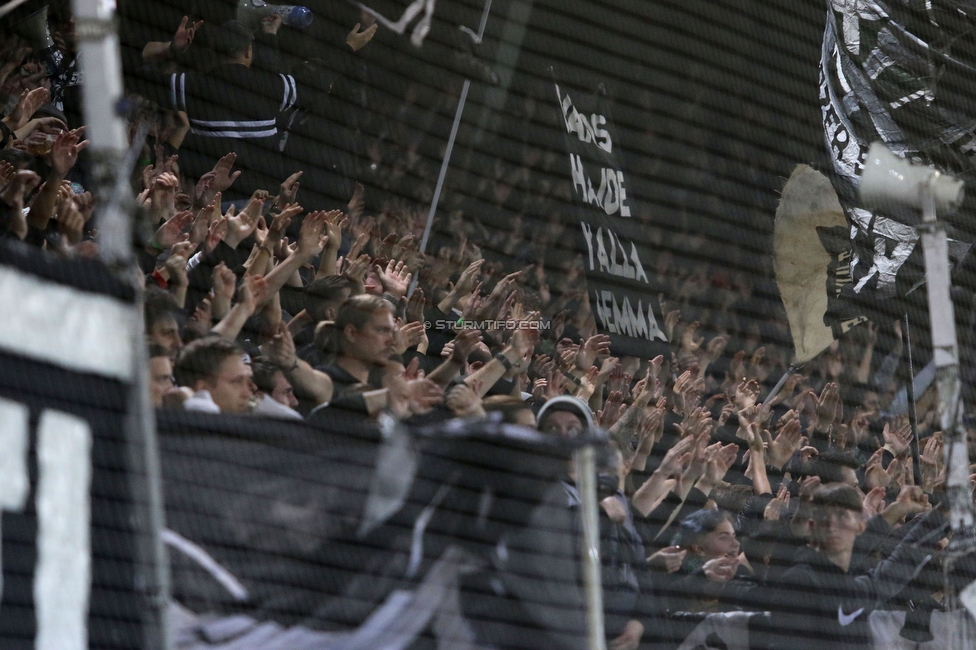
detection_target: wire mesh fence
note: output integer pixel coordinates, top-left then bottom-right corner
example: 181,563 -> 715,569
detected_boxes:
2,0 -> 976,648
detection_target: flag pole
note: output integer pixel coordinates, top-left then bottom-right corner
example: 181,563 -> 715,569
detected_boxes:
417,0 -> 493,257
764,363 -> 797,406
901,313 -> 923,486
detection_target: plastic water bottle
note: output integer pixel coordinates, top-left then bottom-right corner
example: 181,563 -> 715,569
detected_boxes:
238,1 -> 314,31
271,5 -> 313,29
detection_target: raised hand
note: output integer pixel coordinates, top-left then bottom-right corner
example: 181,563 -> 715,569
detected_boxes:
768,411 -> 802,469
262,322 -> 298,369
346,182 -> 366,222
634,400 -> 667,460
702,334 -> 728,365
267,204 -> 299,248
576,333 -> 611,371
0,170 -> 41,232
4,87 -> 49,131
575,366 -> 601,401
764,484 -> 791,521
815,382 -> 841,431
347,230 -> 369,261
648,546 -> 686,574
153,210 -> 195,250
454,259 -> 484,297
261,13 -> 283,35
211,261 -> 237,300
450,328 -> 482,364
192,171 -> 216,207
406,286 -> 425,323
323,209 -> 347,248
406,377 -> 445,415
164,237 -> 195,292
657,434 -> 697,478
204,215 -> 228,254
347,21 -> 379,52
768,373 -> 804,408
479,269 -> 522,319
56,195 -> 85,245
702,555 -> 739,584
394,320 -> 427,354
646,355 -> 666,402
798,475 -> 822,502
236,273 -> 269,315
885,485 -> 931,523
920,433 -> 944,491
748,346 -> 767,379
679,320 -> 704,353
703,442 -> 739,487
50,127 -> 88,177
672,370 -> 705,416
0,161 -> 13,186
597,390 -> 625,428
541,369 -> 563,400
342,253 -> 371,291
606,365 -> 631,399
277,170 -> 303,207
883,419 -> 913,458
862,486 -> 887,519
532,377 -> 547,402
173,15 -> 204,52
224,190 -> 268,248
375,259 -> 412,299
864,448 -> 893,490
149,171 -> 179,224
737,406 -> 764,453
445,383 -> 484,418
296,208 -> 340,259
733,378 -> 760,410
663,309 -> 680,342
391,232 -> 417,260
598,357 -> 620,382
510,325 -> 538,364
210,153 -> 241,193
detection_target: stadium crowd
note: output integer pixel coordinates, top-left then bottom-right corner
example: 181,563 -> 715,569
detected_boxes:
0,2 -> 971,649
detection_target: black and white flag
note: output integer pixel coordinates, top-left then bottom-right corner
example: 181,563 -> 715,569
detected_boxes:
820,0 -> 976,322
0,242 -> 142,650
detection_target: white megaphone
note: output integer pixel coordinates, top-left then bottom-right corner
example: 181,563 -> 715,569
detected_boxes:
237,0 -> 313,31
12,6 -> 59,78
860,142 -> 964,218
13,6 -> 55,51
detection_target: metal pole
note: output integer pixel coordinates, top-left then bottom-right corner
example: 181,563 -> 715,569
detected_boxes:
407,0 -> 494,297
123,296 -> 171,650
418,79 -> 469,255
71,0 -> 130,268
918,184 -> 973,535
574,446 -> 606,650
902,314 -> 923,486
763,363 -> 796,407
920,183 -> 976,648
70,0 -> 170,648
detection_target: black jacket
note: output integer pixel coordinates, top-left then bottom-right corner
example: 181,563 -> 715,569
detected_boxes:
755,510 -> 945,650
132,62 -> 299,199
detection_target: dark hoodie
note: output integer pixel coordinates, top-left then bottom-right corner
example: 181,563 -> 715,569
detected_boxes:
754,510 -> 946,650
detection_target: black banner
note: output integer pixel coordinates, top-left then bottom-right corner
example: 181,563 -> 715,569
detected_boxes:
0,242 -> 141,650
552,73 -> 668,358
158,410 -> 590,648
